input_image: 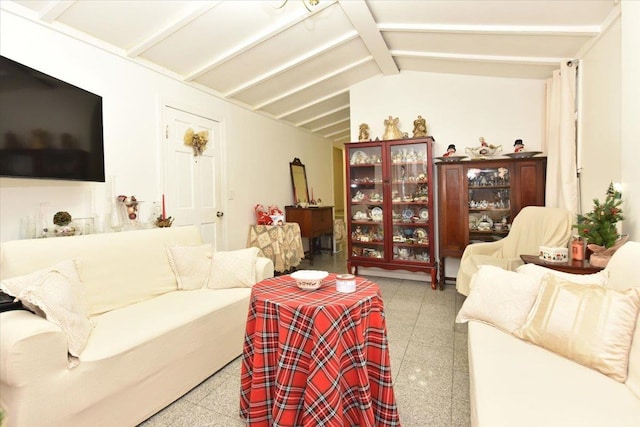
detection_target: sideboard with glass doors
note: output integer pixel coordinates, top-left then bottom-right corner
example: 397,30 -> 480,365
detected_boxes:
436,156 -> 547,288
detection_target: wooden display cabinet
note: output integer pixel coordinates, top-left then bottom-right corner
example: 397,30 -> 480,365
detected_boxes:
345,137 -> 437,288
436,156 -> 547,287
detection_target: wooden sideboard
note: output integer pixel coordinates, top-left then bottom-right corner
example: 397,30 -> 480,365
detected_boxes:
285,206 -> 333,265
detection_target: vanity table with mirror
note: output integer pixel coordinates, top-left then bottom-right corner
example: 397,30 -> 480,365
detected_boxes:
286,157 -> 333,264
290,157 -> 310,205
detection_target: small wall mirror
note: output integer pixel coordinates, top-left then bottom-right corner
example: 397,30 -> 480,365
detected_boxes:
290,158 -> 309,205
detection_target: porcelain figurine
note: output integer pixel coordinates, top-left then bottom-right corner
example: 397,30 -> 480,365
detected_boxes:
443,144 -> 457,157
513,139 -> 525,152
383,116 -> 402,140
465,137 -> 502,158
412,115 -> 427,138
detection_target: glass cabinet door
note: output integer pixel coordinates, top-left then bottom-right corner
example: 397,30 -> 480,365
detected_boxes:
348,146 -> 385,260
466,166 -> 511,243
389,142 -> 430,264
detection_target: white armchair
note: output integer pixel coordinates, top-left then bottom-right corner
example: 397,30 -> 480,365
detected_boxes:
456,206 -> 573,295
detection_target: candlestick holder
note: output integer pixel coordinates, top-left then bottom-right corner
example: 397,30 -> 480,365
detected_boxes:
155,216 -> 174,228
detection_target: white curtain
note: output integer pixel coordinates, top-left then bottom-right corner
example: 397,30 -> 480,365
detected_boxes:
544,62 -> 578,213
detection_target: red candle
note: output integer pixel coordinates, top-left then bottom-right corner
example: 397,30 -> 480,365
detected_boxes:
162,194 -> 166,220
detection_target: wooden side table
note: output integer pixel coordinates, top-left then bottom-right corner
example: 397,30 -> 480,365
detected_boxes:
284,206 -> 333,265
520,254 -> 604,274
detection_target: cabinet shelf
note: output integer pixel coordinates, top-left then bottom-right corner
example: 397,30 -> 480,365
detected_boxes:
468,208 -> 510,213
468,185 -> 510,190
349,163 -> 381,168
346,137 -> 437,288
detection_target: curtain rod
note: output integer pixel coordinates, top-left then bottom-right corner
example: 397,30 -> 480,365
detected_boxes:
567,59 -> 579,67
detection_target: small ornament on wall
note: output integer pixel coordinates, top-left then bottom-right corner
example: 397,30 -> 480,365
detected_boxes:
183,128 -> 209,156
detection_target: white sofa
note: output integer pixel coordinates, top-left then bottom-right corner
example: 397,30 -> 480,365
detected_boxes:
465,241 -> 640,427
0,226 -> 274,427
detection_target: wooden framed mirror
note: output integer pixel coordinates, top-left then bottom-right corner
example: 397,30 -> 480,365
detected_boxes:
289,157 -> 309,205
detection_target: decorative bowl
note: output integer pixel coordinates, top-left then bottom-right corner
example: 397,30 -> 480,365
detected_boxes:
465,145 -> 502,159
291,270 -> 329,290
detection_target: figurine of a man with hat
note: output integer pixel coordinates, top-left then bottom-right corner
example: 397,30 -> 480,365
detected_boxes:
513,139 -> 525,153
443,144 -> 457,157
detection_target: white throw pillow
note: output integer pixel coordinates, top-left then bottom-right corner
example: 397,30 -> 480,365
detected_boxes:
207,247 -> 259,289
516,263 -> 608,287
0,259 -> 93,356
456,265 -> 541,333
167,244 -> 213,290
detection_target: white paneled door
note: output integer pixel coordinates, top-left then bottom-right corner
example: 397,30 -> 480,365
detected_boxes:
163,106 -> 223,249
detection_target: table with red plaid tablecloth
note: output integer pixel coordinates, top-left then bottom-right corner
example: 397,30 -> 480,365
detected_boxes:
240,273 -> 400,427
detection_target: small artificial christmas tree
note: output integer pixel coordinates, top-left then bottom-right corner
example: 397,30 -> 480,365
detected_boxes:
574,183 -> 624,248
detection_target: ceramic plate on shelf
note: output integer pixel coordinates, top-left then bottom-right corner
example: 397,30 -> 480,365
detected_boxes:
434,155 -> 467,163
504,151 -> 542,159
350,150 -> 368,164
468,214 -> 479,230
402,208 -> 414,220
371,207 -> 383,222
414,228 -> 427,239
418,208 -> 429,221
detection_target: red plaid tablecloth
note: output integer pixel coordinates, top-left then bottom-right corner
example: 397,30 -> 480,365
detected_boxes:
240,274 -> 400,427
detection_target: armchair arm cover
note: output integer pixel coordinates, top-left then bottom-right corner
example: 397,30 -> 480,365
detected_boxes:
0,311 -> 69,387
255,256 -> 275,282
456,207 -> 573,296
456,240 -> 522,296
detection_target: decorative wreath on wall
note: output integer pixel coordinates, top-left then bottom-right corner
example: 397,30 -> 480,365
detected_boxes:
183,128 -> 209,156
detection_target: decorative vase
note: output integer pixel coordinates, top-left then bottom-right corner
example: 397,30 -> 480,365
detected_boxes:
587,235 -> 629,268
52,223 -> 77,237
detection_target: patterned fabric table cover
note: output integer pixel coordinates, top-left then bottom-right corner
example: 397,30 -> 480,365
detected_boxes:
247,223 -> 304,273
240,274 -> 400,427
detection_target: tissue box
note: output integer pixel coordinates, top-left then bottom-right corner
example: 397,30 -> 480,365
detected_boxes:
539,246 -> 568,263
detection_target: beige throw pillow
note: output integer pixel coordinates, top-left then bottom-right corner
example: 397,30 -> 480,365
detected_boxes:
0,259 -> 93,357
514,274 -> 640,382
207,247 -> 259,289
456,265 -> 540,333
167,244 -> 213,290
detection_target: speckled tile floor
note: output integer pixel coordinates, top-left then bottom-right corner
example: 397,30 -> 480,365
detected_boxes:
139,252 -> 470,427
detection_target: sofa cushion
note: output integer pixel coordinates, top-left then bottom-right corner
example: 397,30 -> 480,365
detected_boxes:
0,226 -> 203,316
82,288 -> 250,360
456,265 -> 540,333
166,244 -> 213,290
0,259 -> 93,356
469,321 -> 640,427
514,274 -> 640,382
207,247 -> 259,289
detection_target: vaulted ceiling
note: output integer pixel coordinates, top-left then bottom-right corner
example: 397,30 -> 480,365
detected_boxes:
1,0 -> 619,143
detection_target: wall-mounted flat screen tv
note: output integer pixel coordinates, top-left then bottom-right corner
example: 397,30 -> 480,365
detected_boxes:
0,55 -> 105,182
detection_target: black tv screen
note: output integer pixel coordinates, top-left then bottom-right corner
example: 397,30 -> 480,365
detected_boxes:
0,55 -> 105,182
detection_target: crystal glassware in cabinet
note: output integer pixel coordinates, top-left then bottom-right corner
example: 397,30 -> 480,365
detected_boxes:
348,145 -> 385,261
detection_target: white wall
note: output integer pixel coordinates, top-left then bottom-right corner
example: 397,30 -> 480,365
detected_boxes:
350,71 -> 546,156
621,2 -> 640,240
0,11 -> 333,247
579,4 -> 640,242
579,17 -> 622,215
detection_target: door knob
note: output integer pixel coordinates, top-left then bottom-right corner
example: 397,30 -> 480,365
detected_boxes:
216,211 -> 224,218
